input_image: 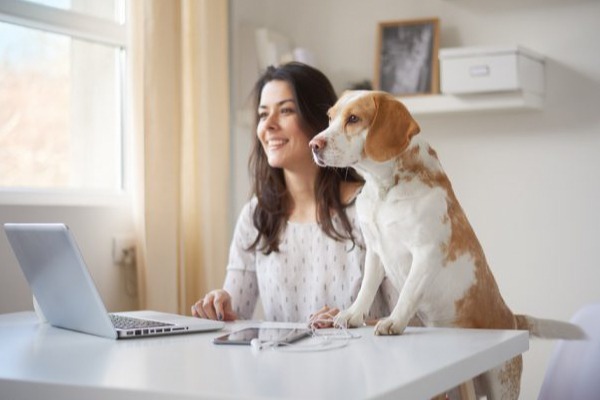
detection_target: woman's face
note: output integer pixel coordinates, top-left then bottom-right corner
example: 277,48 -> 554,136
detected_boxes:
257,80 -> 315,171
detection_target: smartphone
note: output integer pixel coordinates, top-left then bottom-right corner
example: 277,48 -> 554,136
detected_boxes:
212,327 -> 311,345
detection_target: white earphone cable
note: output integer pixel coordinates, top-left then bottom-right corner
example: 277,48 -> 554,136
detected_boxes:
251,316 -> 361,353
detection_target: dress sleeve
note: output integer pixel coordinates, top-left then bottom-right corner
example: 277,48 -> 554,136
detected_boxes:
222,200 -> 259,320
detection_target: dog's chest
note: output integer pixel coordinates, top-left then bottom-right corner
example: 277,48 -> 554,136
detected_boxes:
356,181 -> 450,255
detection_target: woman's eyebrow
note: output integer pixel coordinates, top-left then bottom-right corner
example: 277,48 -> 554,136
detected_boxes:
258,98 -> 295,109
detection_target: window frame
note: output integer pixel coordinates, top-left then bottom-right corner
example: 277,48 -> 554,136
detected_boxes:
0,0 -> 130,207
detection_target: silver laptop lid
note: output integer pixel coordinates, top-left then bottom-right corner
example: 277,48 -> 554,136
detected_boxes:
4,223 -> 118,339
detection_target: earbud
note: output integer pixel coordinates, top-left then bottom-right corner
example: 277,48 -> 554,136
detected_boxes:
250,338 -> 262,353
251,339 -> 280,354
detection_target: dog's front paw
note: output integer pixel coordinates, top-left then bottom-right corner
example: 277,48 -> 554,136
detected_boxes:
334,309 -> 365,328
374,318 -> 407,336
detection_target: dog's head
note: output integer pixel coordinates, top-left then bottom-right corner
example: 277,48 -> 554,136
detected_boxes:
309,90 -> 420,167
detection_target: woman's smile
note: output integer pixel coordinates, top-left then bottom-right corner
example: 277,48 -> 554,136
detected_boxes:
266,137 -> 289,150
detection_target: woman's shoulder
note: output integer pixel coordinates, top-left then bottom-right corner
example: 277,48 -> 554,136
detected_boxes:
234,197 -> 258,227
245,196 -> 258,210
234,198 -> 254,216
340,181 -> 364,205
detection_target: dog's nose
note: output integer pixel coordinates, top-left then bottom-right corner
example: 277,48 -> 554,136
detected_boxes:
309,137 -> 326,152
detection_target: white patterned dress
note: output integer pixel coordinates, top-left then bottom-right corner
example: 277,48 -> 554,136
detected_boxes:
223,197 -> 397,323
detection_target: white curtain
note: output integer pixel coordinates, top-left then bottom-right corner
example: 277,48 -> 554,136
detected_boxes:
129,0 -> 230,314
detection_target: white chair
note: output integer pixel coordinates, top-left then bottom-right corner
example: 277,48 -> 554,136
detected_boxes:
537,303 -> 600,400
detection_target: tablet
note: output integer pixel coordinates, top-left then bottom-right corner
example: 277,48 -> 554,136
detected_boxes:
213,327 -> 311,345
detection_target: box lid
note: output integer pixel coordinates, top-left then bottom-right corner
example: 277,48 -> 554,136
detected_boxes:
439,45 -> 544,62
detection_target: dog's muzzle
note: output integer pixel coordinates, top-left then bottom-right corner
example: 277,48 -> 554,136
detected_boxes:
309,137 -> 327,167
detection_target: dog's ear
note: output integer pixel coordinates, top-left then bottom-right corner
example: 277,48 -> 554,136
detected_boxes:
365,93 -> 420,162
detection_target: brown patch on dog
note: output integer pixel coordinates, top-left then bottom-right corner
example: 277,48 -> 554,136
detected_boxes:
394,144 -> 438,189
396,143 -> 483,266
453,258 -> 516,330
428,146 -> 438,158
500,356 -> 523,399
364,92 -> 420,162
442,187 -> 483,264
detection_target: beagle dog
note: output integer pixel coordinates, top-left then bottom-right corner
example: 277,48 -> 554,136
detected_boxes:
309,90 -> 584,400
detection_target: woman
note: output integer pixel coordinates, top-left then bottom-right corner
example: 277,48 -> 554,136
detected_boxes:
191,62 -> 395,327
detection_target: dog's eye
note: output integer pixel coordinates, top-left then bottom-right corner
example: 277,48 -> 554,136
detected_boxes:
347,114 -> 359,124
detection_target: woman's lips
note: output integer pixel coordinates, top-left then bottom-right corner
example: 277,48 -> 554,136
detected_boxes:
267,138 -> 288,150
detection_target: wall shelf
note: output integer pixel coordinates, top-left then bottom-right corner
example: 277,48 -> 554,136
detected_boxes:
399,91 -> 543,116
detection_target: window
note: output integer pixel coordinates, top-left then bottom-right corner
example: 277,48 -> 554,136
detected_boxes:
0,0 -> 127,201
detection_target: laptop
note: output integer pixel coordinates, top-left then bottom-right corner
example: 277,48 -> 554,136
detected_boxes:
3,223 -> 224,339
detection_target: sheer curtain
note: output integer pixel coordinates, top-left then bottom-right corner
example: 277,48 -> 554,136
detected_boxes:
129,0 -> 230,314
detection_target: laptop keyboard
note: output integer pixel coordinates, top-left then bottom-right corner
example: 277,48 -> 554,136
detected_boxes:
109,314 -> 174,330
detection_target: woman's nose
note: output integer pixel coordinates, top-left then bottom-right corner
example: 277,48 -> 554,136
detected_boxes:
263,112 -> 278,128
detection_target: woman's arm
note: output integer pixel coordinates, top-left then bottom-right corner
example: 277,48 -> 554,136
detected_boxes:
191,200 -> 260,320
222,268 -> 259,320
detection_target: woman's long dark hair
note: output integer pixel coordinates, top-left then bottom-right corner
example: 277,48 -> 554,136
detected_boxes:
248,62 -> 363,254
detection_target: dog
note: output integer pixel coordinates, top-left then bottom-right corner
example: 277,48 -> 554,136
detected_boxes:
309,90 -> 584,400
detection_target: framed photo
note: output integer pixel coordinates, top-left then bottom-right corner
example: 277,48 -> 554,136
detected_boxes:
375,18 -> 440,96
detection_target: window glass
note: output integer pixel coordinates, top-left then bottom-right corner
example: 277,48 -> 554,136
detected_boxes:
0,21 -> 123,191
23,0 -> 123,23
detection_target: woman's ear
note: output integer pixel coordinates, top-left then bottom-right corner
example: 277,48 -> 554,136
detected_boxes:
364,92 -> 420,162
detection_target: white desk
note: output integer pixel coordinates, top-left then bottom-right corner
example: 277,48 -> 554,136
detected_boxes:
0,312 -> 528,400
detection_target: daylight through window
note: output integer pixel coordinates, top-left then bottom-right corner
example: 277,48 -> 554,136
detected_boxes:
0,0 -> 126,193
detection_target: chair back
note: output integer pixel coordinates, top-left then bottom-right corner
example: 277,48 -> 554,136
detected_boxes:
537,303 -> 600,400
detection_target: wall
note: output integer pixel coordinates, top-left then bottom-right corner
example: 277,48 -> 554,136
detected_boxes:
0,203 -> 138,314
229,0 -> 600,398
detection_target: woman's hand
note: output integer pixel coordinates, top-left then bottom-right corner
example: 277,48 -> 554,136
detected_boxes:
191,289 -> 237,321
308,305 -> 340,329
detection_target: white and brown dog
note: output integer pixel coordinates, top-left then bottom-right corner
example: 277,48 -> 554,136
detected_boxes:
309,90 -> 583,400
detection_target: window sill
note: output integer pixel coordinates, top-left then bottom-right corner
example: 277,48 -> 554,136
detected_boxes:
0,189 -> 131,207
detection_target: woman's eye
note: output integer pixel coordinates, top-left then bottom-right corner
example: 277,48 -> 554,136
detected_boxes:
258,112 -> 268,120
281,107 -> 295,114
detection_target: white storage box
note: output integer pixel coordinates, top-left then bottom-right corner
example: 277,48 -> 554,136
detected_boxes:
439,46 -> 544,95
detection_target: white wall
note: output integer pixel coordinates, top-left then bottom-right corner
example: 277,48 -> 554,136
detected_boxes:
0,203 -> 138,314
229,0 -> 600,398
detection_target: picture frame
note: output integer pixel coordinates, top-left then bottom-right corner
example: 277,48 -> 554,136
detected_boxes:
374,18 -> 440,96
